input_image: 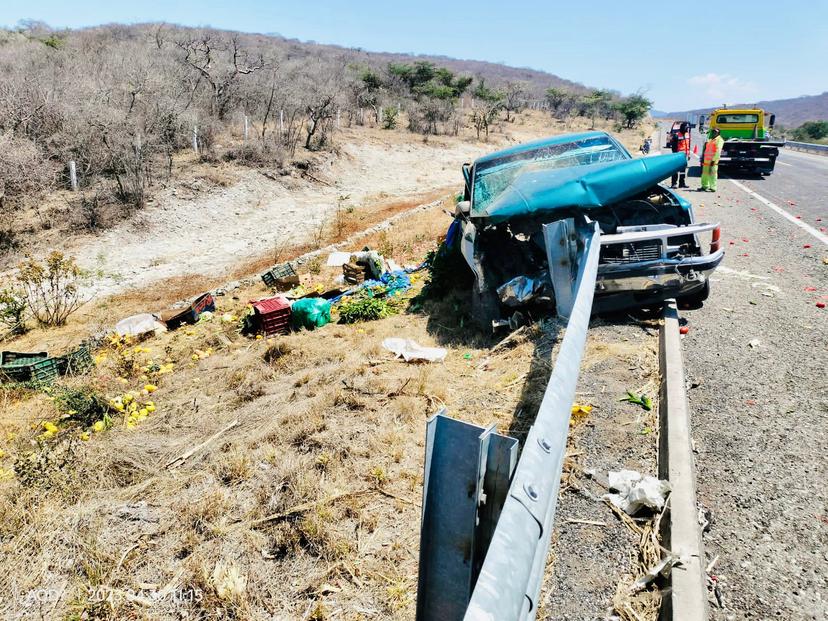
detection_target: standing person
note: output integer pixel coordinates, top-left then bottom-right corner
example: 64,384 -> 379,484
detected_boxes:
700,128 -> 725,192
670,122 -> 691,188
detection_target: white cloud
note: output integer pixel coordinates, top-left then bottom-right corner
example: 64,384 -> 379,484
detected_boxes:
686,73 -> 759,106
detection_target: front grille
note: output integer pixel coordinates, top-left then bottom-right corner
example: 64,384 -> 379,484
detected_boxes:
600,240 -> 662,264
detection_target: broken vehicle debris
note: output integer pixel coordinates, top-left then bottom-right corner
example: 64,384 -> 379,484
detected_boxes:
453,131 -> 724,325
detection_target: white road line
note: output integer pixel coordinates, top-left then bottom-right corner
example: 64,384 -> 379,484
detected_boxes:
729,179 -> 828,246
776,161 -> 793,167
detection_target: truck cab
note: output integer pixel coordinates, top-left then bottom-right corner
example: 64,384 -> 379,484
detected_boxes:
698,108 -> 784,175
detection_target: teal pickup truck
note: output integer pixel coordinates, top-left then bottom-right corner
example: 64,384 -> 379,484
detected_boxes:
452,132 -> 724,326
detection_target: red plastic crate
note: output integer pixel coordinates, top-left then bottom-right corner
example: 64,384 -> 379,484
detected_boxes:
250,296 -> 291,336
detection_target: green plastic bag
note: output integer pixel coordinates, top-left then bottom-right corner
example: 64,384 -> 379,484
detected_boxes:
291,298 -> 331,330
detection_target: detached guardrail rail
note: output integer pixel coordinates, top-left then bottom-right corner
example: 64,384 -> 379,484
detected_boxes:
785,140 -> 828,154
416,218 -> 601,621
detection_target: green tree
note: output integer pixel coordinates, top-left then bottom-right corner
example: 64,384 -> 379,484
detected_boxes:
615,93 -> 652,129
388,62 -> 471,101
472,78 -> 503,104
545,87 -> 568,114
792,120 -> 828,142
582,89 -> 614,128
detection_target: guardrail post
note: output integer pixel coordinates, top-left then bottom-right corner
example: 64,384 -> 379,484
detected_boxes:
68,160 -> 78,191
416,412 -> 518,621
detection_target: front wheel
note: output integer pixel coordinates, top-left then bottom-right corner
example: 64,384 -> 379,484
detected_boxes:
677,280 -> 710,309
470,287 -> 500,331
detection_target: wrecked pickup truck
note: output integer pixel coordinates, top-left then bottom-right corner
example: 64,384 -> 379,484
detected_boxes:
453,131 -> 723,326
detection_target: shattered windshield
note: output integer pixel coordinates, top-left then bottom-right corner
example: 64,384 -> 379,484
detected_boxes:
472,135 -> 629,215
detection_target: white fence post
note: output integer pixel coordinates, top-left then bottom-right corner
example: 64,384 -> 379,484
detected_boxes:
336,108 -> 341,128
243,115 -> 249,141
68,160 -> 78,191
279,110 -> 284,134
192,126 -> 198,155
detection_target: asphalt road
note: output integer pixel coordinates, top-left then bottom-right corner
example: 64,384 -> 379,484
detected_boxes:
657,121 -> 828,618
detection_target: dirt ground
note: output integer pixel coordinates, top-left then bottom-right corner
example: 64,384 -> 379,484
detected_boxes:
0,111 -> 660,620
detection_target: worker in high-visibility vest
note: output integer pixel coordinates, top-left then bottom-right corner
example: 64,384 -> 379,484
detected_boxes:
700,128 -> 725,192
670,122 -> 691,188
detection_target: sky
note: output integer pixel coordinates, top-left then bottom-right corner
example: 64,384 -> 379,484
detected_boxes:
2,0 -> 826,111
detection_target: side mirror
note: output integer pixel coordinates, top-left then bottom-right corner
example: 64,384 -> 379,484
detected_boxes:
769,114 -> 776,128
455,200 -> 471,217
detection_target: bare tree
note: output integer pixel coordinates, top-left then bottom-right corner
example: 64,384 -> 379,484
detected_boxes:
502,81 -> 527,121
176,34 -> 265,119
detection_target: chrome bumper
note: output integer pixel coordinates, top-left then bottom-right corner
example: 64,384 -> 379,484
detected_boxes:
596,250 -> 724,293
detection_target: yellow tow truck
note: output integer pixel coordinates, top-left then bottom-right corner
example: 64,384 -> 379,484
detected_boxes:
698,108 -> 785,175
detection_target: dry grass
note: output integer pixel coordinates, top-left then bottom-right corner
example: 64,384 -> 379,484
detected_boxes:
0,198 -> 557,619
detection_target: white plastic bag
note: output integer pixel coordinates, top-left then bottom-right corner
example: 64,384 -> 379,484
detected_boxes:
603,469 -> 671,515
326,251 -> 351,267
382,337 -> 447,363
115,313 -> 167,337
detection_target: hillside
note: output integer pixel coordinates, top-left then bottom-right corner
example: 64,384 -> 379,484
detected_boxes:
659,91 -> 828,126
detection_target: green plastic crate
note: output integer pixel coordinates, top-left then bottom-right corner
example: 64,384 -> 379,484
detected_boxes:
0,356 -> 59,385
0,351 -> 48,367
55,344 -> 95,376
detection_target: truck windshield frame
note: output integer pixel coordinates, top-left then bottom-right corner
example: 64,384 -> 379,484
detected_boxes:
716,113 -> 760,124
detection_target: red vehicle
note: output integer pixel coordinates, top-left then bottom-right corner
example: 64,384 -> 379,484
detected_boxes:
664,121 -> 695,150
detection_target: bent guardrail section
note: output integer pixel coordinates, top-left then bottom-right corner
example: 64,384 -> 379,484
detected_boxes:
465,221 -> 600,620
415,219 -> 601,621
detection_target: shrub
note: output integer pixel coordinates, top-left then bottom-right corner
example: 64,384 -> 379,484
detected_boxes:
420,239 -> 474,298
0,133 -> 55,204
337,289 -> 400,323
223,141 -> 286,168
381,107 -> 398,130
52,385 -> 111,427
16,251 -> 86,327
0,286 -> 27,334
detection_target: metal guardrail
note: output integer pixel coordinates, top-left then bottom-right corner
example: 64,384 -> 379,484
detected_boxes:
416,218 -> 601,620
785,140 -> 828,154
465,220 -> 600,620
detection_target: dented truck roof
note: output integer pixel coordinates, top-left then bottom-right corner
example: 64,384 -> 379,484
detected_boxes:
470,131 -> 687,223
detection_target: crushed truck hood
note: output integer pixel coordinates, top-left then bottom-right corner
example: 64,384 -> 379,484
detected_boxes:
474,152 -> 687,223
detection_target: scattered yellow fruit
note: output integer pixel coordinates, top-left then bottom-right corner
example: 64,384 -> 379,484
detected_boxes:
144,384 -> 157,393
79,432 -> 90,441
42,421 -> 59,434
92,421 -> 105,433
